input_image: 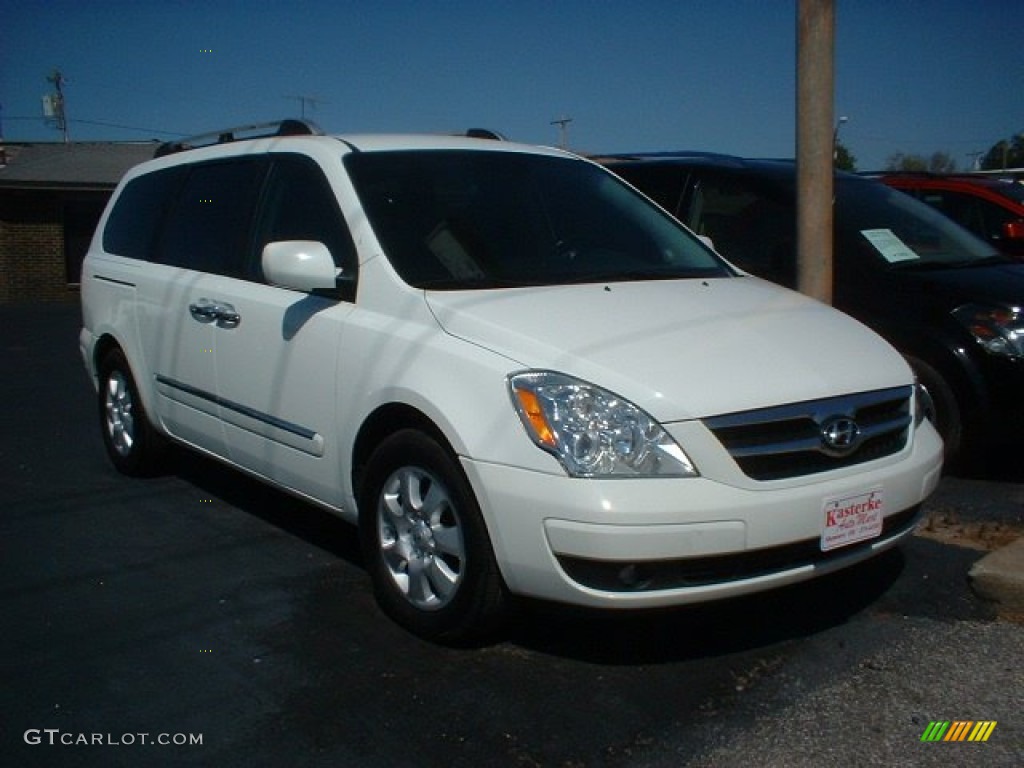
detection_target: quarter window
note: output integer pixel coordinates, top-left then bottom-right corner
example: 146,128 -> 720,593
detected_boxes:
102,166 -> 187,260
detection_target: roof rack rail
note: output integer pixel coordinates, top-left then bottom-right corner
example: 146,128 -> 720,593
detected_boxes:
464,128 -> 506,140
592,150 -> 746,167
154,118 -> 323,158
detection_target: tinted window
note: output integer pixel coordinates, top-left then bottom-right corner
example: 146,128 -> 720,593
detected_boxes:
918,189 -> 1018,245
1000,183 -> 1024,204
691,172 -> 796,286
251,154 -> 357,287
836,179 -> 998,269
610,164 -> 690,219
102,166 -> 186,259
346,151 -> 729,289
157,158 -> 267,276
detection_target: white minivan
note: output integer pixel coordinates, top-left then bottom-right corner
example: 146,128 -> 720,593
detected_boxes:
80,120 -> 943,642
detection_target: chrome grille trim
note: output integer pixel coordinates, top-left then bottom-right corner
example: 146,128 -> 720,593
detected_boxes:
703,386 -> 913,481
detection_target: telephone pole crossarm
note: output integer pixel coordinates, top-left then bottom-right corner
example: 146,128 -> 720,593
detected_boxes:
550,116 -> 573,149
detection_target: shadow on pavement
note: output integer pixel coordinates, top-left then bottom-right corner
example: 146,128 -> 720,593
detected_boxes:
160,442 -> 912,662
503,548 -> 906,664
148,434 -> 1005,668
165,446 -> 363,567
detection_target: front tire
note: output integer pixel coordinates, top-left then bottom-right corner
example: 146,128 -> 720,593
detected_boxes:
906,355 -> 964,471
97,348 -> 166,476
358,430 -> 507,644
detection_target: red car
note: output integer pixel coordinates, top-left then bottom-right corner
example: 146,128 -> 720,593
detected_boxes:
879,173 -> 1024,259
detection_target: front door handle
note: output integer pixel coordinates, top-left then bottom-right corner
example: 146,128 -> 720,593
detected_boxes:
216,303 -> 240,328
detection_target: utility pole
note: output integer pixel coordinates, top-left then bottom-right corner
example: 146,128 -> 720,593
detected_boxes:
550,116 -> 573,149
796,0 -> 834,304
45,69 -> 69,143
832,115 -> 848,162
286,94 -> 326,120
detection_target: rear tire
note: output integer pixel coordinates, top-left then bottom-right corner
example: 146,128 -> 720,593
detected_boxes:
358,430 -> 507,644
97,348 -> 166,476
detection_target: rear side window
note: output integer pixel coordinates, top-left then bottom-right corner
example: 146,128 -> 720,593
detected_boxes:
102,166 -> 186,259
157,157 -> 268,276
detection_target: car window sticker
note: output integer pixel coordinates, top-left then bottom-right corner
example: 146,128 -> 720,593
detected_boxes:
860,228 -> 918,263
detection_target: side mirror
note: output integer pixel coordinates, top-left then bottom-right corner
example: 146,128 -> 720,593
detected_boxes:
262,241 -> 338,292
1002,219 -> 1024,241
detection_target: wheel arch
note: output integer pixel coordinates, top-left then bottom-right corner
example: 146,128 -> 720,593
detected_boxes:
92,333 -> 163,435
92,332 -> 123,376
351,403 -> 457,505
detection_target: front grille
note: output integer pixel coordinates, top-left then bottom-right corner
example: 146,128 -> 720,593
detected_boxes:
703,386 -> 913,481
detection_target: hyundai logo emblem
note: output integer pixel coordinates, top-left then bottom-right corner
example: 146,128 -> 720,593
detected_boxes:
820,416 -> 860,456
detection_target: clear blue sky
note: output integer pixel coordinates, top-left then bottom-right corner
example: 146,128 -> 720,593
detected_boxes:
2,0 -> 1020,170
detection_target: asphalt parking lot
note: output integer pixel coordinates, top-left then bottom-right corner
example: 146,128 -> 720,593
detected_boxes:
2,303 -> 1022,767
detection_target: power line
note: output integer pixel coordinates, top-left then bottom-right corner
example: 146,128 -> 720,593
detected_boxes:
2,115 -> 186,138
68,118 -> 186,137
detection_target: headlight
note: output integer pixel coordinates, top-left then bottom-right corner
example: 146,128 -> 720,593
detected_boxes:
952,303 -> 1024,359
914,382 -> 935,427
508,371 -> 698,478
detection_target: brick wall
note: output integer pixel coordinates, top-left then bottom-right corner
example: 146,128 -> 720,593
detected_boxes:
0,189 -> 95,303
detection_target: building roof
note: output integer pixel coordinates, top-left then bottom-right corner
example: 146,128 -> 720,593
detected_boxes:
0,142 -> 158,190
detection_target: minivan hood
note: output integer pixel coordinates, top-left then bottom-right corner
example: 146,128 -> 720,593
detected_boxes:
426,277 -> 912,421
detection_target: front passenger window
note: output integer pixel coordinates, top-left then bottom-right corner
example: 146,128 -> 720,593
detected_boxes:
251,154 -> 358,297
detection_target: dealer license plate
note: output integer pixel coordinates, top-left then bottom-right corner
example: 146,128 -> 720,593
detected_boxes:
821,488 -> 884,552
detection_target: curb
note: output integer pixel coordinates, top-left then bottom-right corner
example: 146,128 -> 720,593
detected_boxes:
968,537 -> 1024,615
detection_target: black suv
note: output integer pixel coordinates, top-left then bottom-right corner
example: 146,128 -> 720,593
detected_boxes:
600,153 -> 1024,469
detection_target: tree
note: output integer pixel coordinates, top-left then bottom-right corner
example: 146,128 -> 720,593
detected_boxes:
834,140 -> 856,171
884,151 -> 957,173
980,132 -> 1024,170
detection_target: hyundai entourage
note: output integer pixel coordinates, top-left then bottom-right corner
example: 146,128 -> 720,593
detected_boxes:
80,122 -> 943,641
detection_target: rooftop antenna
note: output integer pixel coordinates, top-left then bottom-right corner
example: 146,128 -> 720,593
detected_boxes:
550,115 -> 573,149
44,69 -> 70,143
285,94 -> 327,120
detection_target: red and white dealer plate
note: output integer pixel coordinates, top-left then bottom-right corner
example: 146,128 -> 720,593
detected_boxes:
821,487 -> 884,552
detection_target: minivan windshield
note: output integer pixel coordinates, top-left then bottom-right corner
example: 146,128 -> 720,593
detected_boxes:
837,177 -> 1005,269
346,150 -> 732,289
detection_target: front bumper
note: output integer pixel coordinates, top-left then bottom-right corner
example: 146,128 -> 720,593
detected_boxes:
462,420 -> 943,608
